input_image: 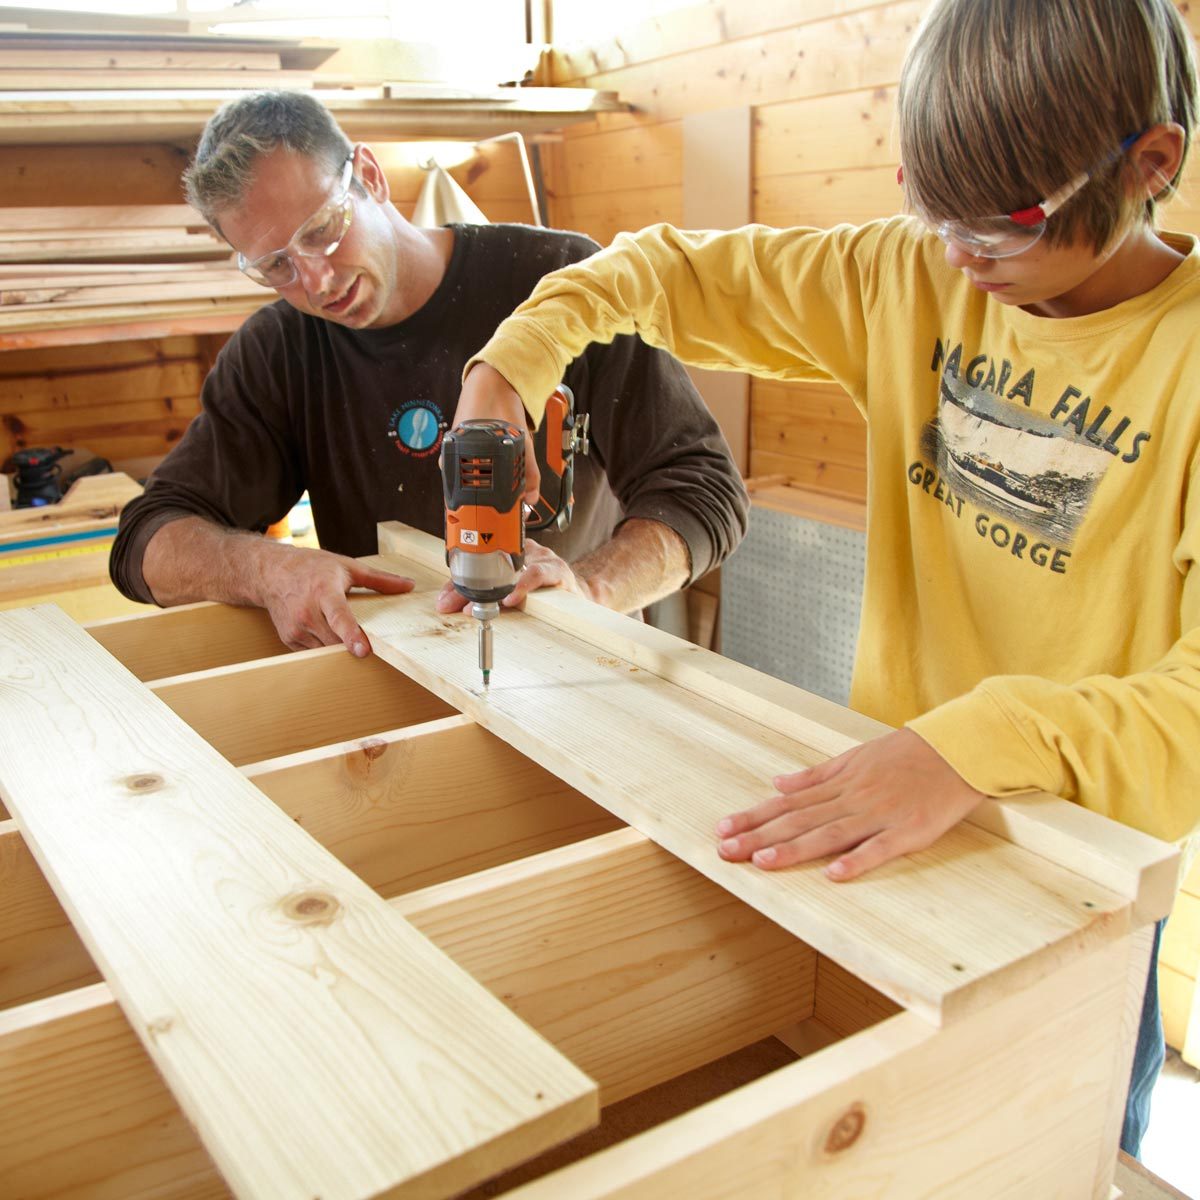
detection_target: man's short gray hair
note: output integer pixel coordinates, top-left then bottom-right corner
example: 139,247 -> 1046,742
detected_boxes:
184,90 -> 353,227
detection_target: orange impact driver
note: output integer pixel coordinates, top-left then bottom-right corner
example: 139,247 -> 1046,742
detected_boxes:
441,385 -> 588,687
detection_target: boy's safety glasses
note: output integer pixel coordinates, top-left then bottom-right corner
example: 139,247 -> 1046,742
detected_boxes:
237,151 -> 357,288
899,131 -> 1144,259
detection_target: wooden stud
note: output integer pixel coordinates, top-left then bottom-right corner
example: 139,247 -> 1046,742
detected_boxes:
149,644 -> 456,766
85,601 -> 287,681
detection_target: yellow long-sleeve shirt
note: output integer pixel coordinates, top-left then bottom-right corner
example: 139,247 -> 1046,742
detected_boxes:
470,217 -> 1200,848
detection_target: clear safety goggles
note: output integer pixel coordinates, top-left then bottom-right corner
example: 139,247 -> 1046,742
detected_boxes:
237,151 -> 356,288
900,131 -> 1143,259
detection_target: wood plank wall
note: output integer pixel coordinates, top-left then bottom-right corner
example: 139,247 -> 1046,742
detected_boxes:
0,139 -> 533,476
543,0 -> 1200,501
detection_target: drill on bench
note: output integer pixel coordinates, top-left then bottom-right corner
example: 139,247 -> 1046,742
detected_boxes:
441,385 -> 587,687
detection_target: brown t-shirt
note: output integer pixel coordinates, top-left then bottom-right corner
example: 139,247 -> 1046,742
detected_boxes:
110,223 -> 748,602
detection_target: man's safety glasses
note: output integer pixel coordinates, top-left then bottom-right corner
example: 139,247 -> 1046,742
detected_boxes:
899,132 -> 1143,259
237,152 -> 356,288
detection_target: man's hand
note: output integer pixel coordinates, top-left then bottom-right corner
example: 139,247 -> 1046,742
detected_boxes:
455,362 -> 540,506
435,538 -> 597,613
255,545 -> 414,656
715,728 -> 987,881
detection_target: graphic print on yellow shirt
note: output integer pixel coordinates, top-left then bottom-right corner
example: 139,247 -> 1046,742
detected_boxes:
915,338 -> 1153,557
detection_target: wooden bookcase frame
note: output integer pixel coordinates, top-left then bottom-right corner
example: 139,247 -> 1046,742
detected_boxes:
0,523 -> 1177,1198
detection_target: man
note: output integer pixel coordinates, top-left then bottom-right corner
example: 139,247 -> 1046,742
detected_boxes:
110,91 -> 748,656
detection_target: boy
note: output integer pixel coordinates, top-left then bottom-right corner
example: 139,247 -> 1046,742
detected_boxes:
453,0 -> 1199,1158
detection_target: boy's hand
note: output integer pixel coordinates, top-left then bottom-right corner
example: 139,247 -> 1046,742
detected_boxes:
455,362 -> 540,506
715,729 -> 986,881
434,540 -> 596,613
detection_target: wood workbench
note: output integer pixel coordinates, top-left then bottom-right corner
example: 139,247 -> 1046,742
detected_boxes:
0,523 -> 1178,1198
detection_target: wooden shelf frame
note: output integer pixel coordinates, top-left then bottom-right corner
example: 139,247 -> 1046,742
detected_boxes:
0,524 -> 1179,1198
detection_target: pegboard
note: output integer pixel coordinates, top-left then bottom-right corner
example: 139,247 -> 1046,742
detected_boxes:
720,505 -> 864,706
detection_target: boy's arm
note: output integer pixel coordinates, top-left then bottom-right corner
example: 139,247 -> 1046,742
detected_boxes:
720,578 -> 1200,882
460,221 -> 884,429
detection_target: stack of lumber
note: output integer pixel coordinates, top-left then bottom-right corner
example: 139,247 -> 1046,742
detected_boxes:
0,204 -> 269,348
0,34 -> 324,92
0,471 -> 144,619
0,29 -> 626,145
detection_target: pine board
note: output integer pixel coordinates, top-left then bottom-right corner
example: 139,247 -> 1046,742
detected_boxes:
353,528 -> 1132,1027
0,604 -> 597,1200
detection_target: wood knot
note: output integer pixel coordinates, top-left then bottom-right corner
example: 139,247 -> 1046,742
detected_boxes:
823,1103 -> 866,1154
281,890 -> 341,926
360,738 -> 387,763
124,773 -> 164,793
146,1015 -> 174,1041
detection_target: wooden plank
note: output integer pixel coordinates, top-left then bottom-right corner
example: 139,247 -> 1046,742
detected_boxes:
813,954 -> 902,1037
0,715 -> 618,1008
0,516 -> 118,551
392,828 -> 817,1104
559,119 -> 683,196
754,85 -> 899,177
754,164 -> 905,228
0,394 -> 201,444
392,527 -> 1179,934
1,276 -> 263,311
245,716 -> 623,898
552,184 -> 682,247
0,353 -> 205,412
556,3 -> 923,122
752,382 -> 867,470
0,297 -> 262,338
0,68 -> 313,90
0,827 -> 814,1200
0,203 -> 203,231
150,645 -> 457,766
359,528 -> 1140,1026
0,237 -> 231,265
494,937 -> 1134,1198
0,309 -> 251,352
86,601 -> 288,681
0,47 -> 282,70
551,0 -> 892,81
0,603 -> 597,1200
747,448 -> 867,500
0,540 -> 117,602
0,143 -> 191,206
748,481 -> 867,533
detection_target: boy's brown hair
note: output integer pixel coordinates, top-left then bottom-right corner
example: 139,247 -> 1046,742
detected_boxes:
898,0 -> 1198,251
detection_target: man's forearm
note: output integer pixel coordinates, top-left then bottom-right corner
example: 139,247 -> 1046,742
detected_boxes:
141,516 -> 280,607
573,517 -> 690,614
